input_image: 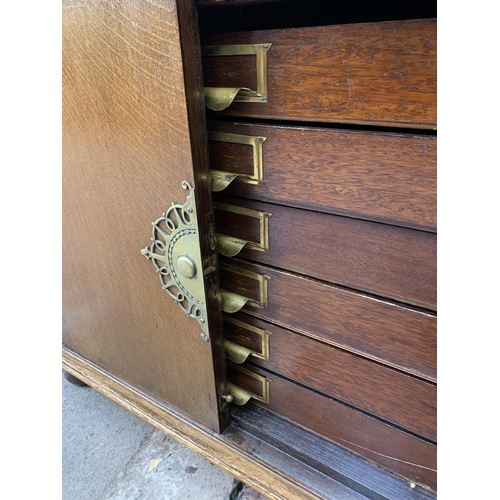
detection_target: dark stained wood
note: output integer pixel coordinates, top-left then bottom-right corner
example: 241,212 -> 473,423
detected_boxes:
223,315 -> 267,354
228,363 -> 267,398
220,263 -> 264,303
202,20 -> 437,129
63,348 -> 377,500
178,0 -> 230,427
219,259 -> 436,382
231,405 -> 437,500
245,365 -> 437,492
229,318 -> 436,441
62,0 -> 227,432
208,121 -> 437,231
215,207 -> 262,243
215,196 -> 437,310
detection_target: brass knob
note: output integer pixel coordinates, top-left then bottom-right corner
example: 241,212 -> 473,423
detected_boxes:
176,255 -> 196,278
221,393 -> 234,403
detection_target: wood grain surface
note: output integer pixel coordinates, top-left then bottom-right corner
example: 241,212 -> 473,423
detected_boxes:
62,0 -> 227,432
227,312 -> 436,441
202,20 -> 437,128
220,258 -> 436,381
231,405 -> 437,499
208,121 -> 436,231
215,196 -> 437,310
245,365 -> 437,492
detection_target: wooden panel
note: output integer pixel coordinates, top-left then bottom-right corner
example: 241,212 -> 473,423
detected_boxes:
215,196 -> 437,310
220,258 -> 436,382
208,121 -> 436,231
62,0 -> 227,431
244,365 -> 437,492
202,20 -> 436,128
226,313 -> 436,441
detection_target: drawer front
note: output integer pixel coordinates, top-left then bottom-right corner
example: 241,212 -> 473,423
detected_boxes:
229,364 -> 437,492
219,257 -> 436,382
208,121 -> 436,231
202,20 -> 436,128
215,196 -> 437,310
225,312 -> 436,441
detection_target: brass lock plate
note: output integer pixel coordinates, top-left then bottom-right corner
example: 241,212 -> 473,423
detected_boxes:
141,181 -> 209,341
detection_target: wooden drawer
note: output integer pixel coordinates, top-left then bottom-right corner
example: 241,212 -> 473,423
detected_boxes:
219,257 -> 436,382
202,20 -> 436,128
214,196 -> 436,310
228,364 -> 437,492
225,312 -> 436,441
208,121 -> 436,231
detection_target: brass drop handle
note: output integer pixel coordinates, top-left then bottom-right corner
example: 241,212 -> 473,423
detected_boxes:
205,87 -> 255,112
216,234 -> 249,258
214,203 -> 271,258
226,383 -> 253,406
219,263 -> 270,312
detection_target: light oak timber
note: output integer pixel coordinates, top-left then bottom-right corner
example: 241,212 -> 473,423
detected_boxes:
62,0 -> 227,431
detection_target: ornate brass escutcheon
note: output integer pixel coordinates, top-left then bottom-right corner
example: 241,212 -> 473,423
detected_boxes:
140,181 -> 210,341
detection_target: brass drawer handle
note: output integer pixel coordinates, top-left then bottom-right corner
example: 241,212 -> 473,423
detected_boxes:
227,364 -> 271,406
214,203 -> 271,257
203,43 -> 272,111
209,131 -> 267,192
220,263 -> 270,312
224,316 -> 271,362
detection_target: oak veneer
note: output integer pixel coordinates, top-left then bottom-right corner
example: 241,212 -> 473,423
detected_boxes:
62,0 -> 227,431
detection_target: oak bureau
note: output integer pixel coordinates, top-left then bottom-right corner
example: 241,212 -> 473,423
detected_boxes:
62,1 -> 437,498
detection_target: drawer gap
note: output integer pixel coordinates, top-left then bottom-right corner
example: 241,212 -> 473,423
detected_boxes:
206,114 -> 438,136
